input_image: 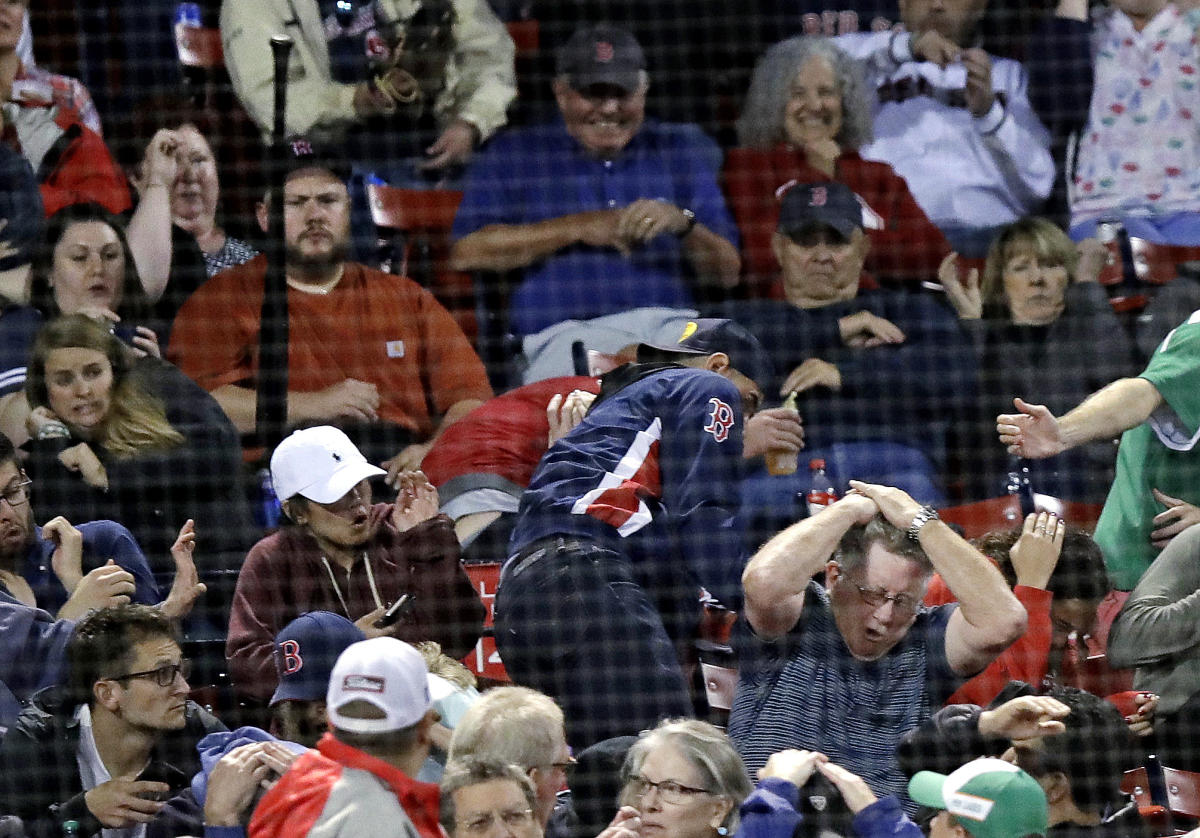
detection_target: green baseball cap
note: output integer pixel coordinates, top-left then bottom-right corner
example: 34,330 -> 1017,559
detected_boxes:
909,758 -> 1048,838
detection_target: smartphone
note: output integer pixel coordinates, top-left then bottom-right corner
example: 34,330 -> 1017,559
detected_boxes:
111,324 -> 139,345
374,593 -> 415,629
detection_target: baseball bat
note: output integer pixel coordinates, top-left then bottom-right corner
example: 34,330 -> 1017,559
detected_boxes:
256,33 -> 294,449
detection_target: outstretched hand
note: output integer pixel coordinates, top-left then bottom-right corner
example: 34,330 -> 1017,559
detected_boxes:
160,519 -> 206,621
978,695 -> 1070,741
1009,512 -> 1065,589
997,398 -> 1065,459
939,252 -> 981,320
391,471 -> 440,532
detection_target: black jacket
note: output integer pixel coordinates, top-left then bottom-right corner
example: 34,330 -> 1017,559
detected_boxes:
0,687 -> 225,838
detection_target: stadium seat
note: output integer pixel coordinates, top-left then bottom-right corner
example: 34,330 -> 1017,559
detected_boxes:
937,495 -> 1104,541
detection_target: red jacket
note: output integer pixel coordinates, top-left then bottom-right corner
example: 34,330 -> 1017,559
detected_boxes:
723,145 -> 949,297
249,733 -> 443,838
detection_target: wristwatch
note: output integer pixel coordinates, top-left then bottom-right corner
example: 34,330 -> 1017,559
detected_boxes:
678,208 -> 697,237
907,505 -> 940,541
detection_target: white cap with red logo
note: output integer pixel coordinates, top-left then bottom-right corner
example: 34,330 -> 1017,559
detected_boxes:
326,637 -> 431,734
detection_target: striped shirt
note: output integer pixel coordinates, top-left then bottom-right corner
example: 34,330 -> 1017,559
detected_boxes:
728,582 -> 960,807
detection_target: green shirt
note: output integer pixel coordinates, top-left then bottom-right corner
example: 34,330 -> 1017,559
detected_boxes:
1095,311 -> 1200,590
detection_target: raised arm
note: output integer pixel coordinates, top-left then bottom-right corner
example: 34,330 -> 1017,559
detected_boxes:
849,482 -> 1026,676
997,378 -> 1163,458
742,493 -> 878,639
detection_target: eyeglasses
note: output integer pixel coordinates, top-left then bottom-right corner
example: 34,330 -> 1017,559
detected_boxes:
110,660 -> 191,688
0,478 -> 32,508
626,775 -> 714,806
457,808 -> 535,835
549,756 -> 577,776
852,582 -> 920,617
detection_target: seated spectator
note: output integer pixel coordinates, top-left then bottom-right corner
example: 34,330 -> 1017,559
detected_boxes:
832,0 -> 1053,255
997,299 -> 1200,591
618,719 -> 751,838
926,513 -> 1112,708
268,611 -> 367,748
440,758 -> 545,838
450,24 -> 741,342
909,757 -> 1048,838
1108,522 -> 1200,769
167,140 -> 492,472
0,604 -> 226,838
715,182 -> 977,530
227,426 -> 484,702
248,637 -> 443,838
448,686 -> 574,838
896,689 -> 1150,835
22,316 -> 252,614
0,430 -> 158,617
221,0 -> 515,183
119,104 -> 259,338
730,482 -> 1026,803
1070,1 -> 1200,245
0,0 -> 130,216
727,35 -> 950,293
943,218 -> 1137,502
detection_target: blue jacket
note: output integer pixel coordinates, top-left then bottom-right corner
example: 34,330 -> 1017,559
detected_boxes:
737,777 -> 922,838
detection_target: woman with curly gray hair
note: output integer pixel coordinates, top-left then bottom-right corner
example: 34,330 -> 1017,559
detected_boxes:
724,36 -> 949,292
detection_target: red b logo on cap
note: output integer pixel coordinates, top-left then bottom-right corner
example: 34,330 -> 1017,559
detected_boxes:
280,639 -> 303,675
596,41 -> 614,63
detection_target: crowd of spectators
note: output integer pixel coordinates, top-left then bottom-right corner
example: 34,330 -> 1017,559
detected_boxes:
4,0 -> 1200,836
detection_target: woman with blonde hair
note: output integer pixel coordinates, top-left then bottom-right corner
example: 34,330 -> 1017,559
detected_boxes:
23,315 -> 252,621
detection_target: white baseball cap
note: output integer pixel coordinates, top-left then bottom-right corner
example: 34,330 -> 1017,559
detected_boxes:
327,638 -> 431,734
270,426 -> 386,504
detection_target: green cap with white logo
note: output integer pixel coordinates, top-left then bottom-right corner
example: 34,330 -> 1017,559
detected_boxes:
908,758 -> 1048,838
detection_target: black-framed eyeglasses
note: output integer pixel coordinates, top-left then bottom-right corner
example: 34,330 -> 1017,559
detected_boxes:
626,775 -> 714,806
109,660 -> 191,688
0,478 -> 32,508
457,808 -> 535,835
852,582 -> 920,617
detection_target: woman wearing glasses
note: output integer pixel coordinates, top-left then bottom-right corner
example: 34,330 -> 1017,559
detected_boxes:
21,315 -> 252,626
618,720 -> 752,838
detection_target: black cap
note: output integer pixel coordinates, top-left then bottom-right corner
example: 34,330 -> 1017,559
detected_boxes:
556,24 -> 646,93
639,318 -> 773,388
280,136 -> 352,182
778,181 -> 863,240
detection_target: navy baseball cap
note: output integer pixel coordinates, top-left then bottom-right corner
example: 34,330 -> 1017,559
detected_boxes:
556,24 -> 646,93
280,136 -> 352,183
639,318 -> 774,388
270,611 -> 366,706
778,181 -> 863,241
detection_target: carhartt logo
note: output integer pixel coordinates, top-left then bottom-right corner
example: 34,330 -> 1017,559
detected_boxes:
342,674 -> 385,693
386,340 -> 406,358
596,41 -> 614,62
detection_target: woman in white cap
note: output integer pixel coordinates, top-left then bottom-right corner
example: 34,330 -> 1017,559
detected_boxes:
226,425 -> 485,705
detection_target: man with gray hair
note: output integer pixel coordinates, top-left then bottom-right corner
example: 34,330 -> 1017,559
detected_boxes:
448,686 -> 572,838
450,23 -> 741,342
728,481 -> 1026,807
440,758 -> 543,838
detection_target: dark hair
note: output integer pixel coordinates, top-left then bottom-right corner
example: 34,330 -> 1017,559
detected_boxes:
29,203 -> 151,324
836,516 -> 934,577
26,315 -> 184,456
974,526 -> 1109,603
331,699 -> 423,753
440,758 -> 538,834
67,604 -> 177,706
1025,687 -> 1138,814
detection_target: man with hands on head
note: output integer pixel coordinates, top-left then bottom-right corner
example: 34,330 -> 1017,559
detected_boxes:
832,0 -> 1053,253
997,309 -> 1200,590
729,481 -> 1026,803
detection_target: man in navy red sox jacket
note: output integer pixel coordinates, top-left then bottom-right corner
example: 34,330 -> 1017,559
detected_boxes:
495,318 -> 773,749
